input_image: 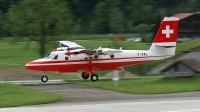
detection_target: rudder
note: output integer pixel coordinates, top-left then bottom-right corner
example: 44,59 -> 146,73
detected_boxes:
149,17 -> 179,57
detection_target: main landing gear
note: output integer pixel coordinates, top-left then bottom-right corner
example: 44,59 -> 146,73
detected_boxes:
81,72 -> 99,82
81,72 -> 90,80
82,57 -> 99,82
90,74 -> 98,82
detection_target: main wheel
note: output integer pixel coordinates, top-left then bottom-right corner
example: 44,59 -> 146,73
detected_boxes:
90,74 -> 98,82
94,55 -> 98,59
110,54 -> 114,58
81,72 -> 90,80
41,75 -> 48,82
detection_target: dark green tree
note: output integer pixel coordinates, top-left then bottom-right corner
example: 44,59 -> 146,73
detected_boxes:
0,0 -> 21,13
175,0 -> 200,13
134,23 -> 151,42
127,0 -> 155,25
0,10 -> 4,38
92,2 -> 110,34
92,0 -> 122,34
109,8 -> 124,34
4,0 -> 73,57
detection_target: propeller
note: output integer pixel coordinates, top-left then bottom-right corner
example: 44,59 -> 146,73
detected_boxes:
65,46 -> 73,58
96,46 -> 102,55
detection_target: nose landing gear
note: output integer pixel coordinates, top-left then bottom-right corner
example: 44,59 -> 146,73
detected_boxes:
41,75 -> 48,82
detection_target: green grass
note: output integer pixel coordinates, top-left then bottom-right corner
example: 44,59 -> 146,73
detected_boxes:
0,84 -> 63,107
76,76 -> 200,94
65,33 -> 152,40
0,33 -> 150,42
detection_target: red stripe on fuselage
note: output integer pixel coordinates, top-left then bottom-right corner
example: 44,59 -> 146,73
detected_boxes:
25,60 -> 151,73
29,55 -> 172,64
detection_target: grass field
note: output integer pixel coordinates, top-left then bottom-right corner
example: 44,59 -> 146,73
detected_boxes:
0,39 -> 200,75
0,33 -> 151,42
76,76 -> 200,94
0,84 -> 63,107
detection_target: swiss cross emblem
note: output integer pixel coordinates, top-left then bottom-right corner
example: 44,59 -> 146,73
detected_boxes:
162,25 -> 174,38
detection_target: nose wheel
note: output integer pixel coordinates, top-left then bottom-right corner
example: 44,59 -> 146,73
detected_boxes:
41,75 -> 48,82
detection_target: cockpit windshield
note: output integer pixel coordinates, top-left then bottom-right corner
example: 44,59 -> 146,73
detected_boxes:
48,53 -> 55,58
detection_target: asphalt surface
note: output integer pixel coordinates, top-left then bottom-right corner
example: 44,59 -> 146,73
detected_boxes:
26,84 -> 200,105
2,84 -> 200,112
3,99 -> 200,112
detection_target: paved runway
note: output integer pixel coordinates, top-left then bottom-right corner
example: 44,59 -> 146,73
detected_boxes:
2,84 -> 200,112
25,84 -> 200,104
2,99 -> 200,112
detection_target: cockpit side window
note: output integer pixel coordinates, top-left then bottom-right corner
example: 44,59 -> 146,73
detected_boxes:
53,54 -> 58,60
48,53 -> 55,58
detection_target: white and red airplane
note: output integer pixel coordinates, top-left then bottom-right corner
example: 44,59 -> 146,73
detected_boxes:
25,17 -> 179,82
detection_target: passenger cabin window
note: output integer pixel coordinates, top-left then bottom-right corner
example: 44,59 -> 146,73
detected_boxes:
65,57 -> 68,60
53,55 -> 58,60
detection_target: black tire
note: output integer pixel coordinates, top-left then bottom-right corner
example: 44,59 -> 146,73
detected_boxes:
90,74 -> 98,82
41,75 -> 48,82
110,54 -> 114,58
81,72 -> 90,80
94,55 -> 98,59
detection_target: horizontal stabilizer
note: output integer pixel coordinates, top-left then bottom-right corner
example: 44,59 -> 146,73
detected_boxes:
155,44 -> 176,48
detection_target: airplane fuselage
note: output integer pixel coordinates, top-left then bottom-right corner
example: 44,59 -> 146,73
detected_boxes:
25,49 -> 170,73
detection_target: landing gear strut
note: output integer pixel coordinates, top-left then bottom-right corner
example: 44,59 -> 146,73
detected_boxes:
41,75 -> 48,82
83,57 -> 99,82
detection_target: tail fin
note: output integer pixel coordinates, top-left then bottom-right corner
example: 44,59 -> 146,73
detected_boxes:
149,17 -> 179,57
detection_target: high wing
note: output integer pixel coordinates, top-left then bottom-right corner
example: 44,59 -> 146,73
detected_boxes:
57,41 -> 122,57
57,41 -> 85,49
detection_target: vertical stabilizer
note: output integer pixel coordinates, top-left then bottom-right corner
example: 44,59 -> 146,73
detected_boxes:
149,17 -> 179,56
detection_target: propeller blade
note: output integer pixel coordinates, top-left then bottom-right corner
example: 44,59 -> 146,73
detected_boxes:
98,46 -> 102,49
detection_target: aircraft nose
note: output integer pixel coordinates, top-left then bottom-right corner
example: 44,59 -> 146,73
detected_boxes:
25,59 -> 50,71
25,59 -> 47,71
25,61 -> 33,70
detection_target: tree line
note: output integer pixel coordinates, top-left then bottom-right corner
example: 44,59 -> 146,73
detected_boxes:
0,0 -> 199,57
1,0 -> 200,36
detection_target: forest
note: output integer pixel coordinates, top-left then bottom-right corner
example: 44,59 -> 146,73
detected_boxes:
0,0 -> 200,36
